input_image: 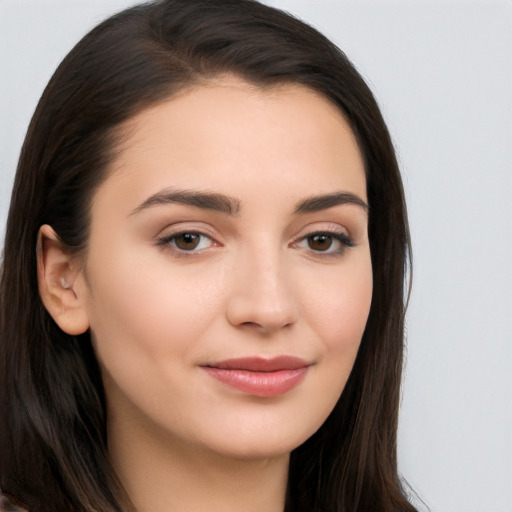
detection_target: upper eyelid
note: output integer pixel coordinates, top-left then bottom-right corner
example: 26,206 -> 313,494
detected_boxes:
156,231 -> 218,255
158,230 -> 216,243
156,222 -> 219,239
155,221 -> 355,243
292,222 -> 351,239
158,231 -> 352,258
293,231 -> 354,247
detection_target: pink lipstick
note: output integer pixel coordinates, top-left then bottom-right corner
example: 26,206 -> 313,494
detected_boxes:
202,356 -> 310,397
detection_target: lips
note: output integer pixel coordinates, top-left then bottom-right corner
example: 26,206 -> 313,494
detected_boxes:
201,356 -> 310,397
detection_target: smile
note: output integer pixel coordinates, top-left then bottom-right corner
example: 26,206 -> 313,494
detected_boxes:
201,356 -> 310,397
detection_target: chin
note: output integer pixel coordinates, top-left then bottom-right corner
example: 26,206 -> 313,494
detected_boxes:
190,413 -> 326,461
205,436 -> 299,461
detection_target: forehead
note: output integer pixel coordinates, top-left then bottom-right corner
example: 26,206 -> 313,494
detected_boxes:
95,78 -> 366,214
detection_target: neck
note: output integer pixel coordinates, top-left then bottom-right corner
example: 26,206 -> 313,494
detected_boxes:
108,413 -> 289,512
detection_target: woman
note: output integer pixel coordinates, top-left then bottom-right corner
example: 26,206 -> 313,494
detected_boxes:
0,0 -> 415,511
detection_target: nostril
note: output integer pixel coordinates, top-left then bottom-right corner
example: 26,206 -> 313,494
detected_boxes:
225,269 -> 299,332
233,313 -> 296,334
239,321 -> 276,333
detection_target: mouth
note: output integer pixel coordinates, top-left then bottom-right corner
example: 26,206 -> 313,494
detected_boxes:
201,356 -> 311,397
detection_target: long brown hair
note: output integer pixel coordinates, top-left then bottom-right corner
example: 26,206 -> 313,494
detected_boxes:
0,1 -> 415,511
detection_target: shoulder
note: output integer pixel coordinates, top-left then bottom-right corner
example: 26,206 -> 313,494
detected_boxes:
0,492 -> 29,512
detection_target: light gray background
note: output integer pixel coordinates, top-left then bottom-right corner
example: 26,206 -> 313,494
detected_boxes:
1,1 -> 511,510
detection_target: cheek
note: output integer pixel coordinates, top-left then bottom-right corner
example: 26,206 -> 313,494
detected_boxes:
279,256 -> 372,443
306,254 -> 373,346
84,251 -> 227,371
303,254 -> 372,392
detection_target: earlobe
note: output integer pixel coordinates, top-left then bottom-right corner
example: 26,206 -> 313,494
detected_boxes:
37,224 -> 90,335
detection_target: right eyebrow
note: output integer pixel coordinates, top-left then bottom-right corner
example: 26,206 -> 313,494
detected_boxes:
129,187 -> 241,216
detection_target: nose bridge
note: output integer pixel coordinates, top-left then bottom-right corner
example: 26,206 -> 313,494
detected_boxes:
226,240 -> 298,332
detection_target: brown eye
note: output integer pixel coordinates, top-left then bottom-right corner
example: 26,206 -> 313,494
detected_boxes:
157,231 -> 215,253
307,234 -> 333,251
173,233 -> 202,251
295,231 -> 354,256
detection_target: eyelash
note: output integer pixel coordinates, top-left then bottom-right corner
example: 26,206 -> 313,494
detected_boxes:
294,231 -> 355,257
156,231 -> 217,255
156,229 -> 354,258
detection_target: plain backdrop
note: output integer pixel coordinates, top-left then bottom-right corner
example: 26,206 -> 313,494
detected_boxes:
1,1 -> 511,511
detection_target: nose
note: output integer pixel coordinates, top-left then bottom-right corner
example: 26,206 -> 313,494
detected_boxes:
225,247 -> 299,334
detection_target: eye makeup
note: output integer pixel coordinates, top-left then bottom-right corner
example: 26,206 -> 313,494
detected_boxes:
155,227 -> 355,262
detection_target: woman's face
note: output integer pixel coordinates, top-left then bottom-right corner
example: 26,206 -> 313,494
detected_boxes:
76,79 -> 372,459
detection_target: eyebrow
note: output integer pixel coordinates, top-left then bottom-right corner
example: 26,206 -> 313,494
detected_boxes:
130,188 -> 241,216
293,192 -> 368,215
130,188 -> 367,217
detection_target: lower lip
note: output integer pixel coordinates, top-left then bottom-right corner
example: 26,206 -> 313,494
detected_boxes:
203,367 -> 308,397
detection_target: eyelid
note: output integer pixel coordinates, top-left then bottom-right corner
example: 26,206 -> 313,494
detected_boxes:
155,220 -> 221,241
292,222 -> 351,241
290,223 -> 355,257
294,231 -> 353,249
161,231 -> 214,249
155,223 -> 222,255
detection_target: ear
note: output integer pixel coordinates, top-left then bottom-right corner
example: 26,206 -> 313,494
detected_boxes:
37,224 -> 90,335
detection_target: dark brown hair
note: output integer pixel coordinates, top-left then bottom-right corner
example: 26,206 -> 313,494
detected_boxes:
0,1 -> 415,511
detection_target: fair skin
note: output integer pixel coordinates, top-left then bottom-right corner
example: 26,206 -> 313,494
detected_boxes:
38,79 -> 372,512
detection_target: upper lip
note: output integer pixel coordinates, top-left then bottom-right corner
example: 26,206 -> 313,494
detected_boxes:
203,355 -> 310,372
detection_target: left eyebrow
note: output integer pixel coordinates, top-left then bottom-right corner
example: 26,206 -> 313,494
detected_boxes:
293,192 -> 368,215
